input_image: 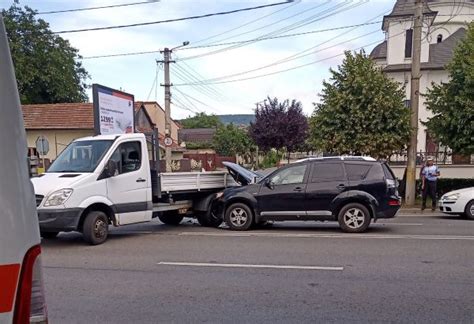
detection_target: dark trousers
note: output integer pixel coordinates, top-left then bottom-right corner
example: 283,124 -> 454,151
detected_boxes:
422,180 -> 437,209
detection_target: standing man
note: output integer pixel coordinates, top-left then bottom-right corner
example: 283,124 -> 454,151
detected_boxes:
421,157 -> 440,211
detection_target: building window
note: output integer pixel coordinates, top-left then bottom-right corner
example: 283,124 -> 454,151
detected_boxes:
404,100 -> 411,108
437,34 -> 443,43
405,29 -> 413,58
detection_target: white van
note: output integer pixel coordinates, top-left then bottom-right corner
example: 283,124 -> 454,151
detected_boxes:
0,16 -> 48,323
32,132 -> 240,245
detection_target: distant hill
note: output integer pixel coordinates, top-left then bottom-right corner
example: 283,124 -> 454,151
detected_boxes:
218,114 -> 255,125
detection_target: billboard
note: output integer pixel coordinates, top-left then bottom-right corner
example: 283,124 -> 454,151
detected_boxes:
93,84 -> 135,135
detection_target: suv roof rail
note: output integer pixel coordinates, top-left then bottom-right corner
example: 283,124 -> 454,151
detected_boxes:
295,156 -> 376,163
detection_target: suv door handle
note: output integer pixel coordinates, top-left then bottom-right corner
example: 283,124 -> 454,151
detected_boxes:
336,184 -> 345,190
136,178 -> 146,182
294,187 -> 303,192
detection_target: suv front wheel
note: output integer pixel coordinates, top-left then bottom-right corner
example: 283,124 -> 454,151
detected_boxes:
338,203 -> 371,233
225,203 -> 254,230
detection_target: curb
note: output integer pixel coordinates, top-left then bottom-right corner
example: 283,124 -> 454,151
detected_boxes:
397,209 -> 445,216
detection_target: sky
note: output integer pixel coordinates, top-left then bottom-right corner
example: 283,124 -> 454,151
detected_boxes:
0,0 -> 396,119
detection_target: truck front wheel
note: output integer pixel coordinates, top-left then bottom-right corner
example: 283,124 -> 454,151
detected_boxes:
159,211 -> 184,225
196,209 -> 222,228
83,211 -> 109,245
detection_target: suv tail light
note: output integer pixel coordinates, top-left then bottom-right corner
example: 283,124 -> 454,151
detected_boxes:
13,245 -> 48,324
388,199 -> 401,206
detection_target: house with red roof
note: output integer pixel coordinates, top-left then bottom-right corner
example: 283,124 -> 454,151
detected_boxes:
22,101 -> 182,161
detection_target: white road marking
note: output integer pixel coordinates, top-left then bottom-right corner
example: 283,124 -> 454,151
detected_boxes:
157,261 -> 343,271
374,223 -> 423,226
178,232 -> 474,241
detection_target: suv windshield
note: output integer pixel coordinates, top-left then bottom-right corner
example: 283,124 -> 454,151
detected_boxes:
47,140 -> 113,173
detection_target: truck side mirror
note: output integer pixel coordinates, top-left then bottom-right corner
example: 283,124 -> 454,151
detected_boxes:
98,160 -> 118,180
106,160 -> 118,177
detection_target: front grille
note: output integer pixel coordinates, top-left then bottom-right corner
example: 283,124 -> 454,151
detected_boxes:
35,195 -> 44,207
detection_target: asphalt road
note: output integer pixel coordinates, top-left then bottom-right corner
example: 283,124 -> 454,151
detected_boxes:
41,213 -> 474,323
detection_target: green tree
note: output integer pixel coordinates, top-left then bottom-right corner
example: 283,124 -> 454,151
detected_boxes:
309,51 -> 410,158
249,97 -> 308,157
180,112 -> 222,129
424,23 -> 474,155
2,5 -> 89,104
213,124 -> 252,157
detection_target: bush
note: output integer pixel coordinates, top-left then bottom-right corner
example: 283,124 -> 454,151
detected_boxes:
185,141 -> 214,150
260,150 -> 283,169
399,178 -> 474,199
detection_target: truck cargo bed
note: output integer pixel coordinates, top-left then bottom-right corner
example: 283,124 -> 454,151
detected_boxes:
159,171 -> 237,193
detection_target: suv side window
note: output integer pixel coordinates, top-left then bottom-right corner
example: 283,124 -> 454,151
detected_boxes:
345,163 -> 372,181
311,162 -> 345,183
270,164 -> 307,185
109,141 -> 142,175
382,163 -> 395,180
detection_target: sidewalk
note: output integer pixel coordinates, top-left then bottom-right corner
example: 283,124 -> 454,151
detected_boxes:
398,207 -> 444,216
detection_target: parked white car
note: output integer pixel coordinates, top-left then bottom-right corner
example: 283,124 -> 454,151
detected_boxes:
438,187 -> 474,219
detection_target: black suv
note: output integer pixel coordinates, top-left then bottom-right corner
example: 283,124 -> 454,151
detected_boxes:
218,157 -> 400,233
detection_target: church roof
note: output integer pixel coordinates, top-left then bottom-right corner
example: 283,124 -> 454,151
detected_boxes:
382,0 -> 437,30
381,28 -> 466,72
370,41 -> 387,60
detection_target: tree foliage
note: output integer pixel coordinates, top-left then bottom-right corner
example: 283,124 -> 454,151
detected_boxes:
309,51 -> 410,158
425,23 -> 474,155
213,124 -> 252,157
184,141 -> 214,150
180,112 -> 222,129
249,97 -> 308,154
2,5 -> 89,104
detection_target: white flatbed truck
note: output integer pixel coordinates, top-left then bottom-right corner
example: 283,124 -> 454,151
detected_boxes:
32,133 -> 239,244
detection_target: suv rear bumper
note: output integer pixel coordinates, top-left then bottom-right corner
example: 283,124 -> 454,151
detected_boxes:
38,208 -> 84,232
375,206 -> 399,219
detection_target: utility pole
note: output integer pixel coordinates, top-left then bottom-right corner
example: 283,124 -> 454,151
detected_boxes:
159,41 -> 189,172
162,47 -> 172,172
405,0 -> 423,206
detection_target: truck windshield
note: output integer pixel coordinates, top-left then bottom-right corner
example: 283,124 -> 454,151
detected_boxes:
47,140 -> 113,173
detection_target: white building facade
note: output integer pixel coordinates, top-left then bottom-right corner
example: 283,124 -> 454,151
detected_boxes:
370,0 -> 473,156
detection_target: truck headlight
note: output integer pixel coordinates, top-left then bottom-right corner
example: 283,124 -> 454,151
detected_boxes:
44,189 -> 73,207
442,193 -> 460,201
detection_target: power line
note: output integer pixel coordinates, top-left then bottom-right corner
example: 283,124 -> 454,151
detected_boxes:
190,0 -> 300,46
195,0 -> 331,48
172,60 -> 256,111
173,87 -> 219,112
176,29 -> 380,85
182,21 -> 381,50
172,9 -> 388,86
147,63 -> 162,101
37,1 -> 160,15
80,20 -> 381,60
172,95 -> 202,114
173,30 -> 407,86
171,66 -> 220,97
173,89 -> 203,112
177,1 -> 360,61
53,0 -> 294,34
173,62 -> 227,100
82,49 -> 162,60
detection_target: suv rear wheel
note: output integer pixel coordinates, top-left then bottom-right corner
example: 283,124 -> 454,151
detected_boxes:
225,203 -> 253,230
338,203 -> 371,233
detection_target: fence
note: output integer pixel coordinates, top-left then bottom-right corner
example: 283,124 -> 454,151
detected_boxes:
183,153 -> 236,171
388,151 -> 473,165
